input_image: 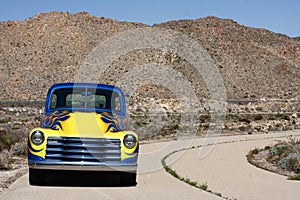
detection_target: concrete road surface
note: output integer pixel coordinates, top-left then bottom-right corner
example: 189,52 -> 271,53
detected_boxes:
1,130 -> 299,200
168,131 -> 300,200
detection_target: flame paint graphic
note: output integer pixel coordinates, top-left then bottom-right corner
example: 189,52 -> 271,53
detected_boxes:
41,110 -> 70,130
100,112 -> 128,133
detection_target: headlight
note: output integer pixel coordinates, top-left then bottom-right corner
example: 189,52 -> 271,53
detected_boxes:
31,130 -> 45,145
123,134 -> 137,149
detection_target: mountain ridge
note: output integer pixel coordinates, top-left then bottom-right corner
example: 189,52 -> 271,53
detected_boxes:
0,12 -> 299,101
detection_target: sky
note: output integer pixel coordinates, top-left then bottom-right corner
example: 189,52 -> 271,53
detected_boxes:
0,0 -> 299,37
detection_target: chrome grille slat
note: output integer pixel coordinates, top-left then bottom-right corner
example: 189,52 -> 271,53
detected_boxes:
47,142 -> 120,149
46,147 -> 121,155
46,137 -> 121,163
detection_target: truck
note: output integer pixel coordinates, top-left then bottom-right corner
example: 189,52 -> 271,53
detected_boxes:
28,83 -> 138,185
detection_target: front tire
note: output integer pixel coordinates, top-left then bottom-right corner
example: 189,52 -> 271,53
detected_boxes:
120,171 -> 137,186
29,168 -> 45,186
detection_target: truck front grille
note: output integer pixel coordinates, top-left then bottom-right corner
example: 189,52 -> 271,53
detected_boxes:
46,137 -> 121,163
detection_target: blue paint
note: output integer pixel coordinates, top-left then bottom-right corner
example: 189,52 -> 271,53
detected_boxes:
122,156 -> 138,164
27,140 -> 43,153
28,152 -> 45,161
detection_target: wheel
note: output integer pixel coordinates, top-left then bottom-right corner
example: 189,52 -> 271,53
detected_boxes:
29,168 -> 45,186
120,171 -> 137,186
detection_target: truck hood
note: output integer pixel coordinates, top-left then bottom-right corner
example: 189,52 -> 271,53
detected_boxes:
41,111 -> 127,137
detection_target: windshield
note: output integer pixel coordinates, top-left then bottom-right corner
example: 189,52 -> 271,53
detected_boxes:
49,88 -> 122,112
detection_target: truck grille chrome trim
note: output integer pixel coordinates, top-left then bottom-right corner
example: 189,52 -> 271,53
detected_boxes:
46,137 -> 121,163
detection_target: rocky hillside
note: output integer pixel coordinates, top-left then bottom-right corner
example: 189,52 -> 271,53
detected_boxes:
155,17 -> 300,100
0,12 -> 299,102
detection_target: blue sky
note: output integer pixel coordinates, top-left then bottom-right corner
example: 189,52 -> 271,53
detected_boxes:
0,0 -> 299,37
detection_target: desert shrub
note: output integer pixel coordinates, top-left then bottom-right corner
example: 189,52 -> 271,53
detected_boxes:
239,118 -> 251,124
0,127 -> 28,156
264,139 -> 300,175
275,113 -> 290,120
268,144 -> 290,157
199,183 -> 208,191
251,148 -> 260,155
0,117 -> 11,123
0,130 -> 14,152
264,146 -> 271,150
278,153 -> 300,172
254,114 -> 263,121
11,142 -> 27,156
288,174 -> 300,180
0,149 -> 12,170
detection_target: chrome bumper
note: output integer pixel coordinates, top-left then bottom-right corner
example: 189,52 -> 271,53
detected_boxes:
29,162 -> 137,172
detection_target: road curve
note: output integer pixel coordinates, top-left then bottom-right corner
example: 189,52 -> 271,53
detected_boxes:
1,130 -> 299,200
167,130 -> 300,200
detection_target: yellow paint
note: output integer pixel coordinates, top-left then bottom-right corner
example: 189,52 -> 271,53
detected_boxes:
29,112 -> 138,160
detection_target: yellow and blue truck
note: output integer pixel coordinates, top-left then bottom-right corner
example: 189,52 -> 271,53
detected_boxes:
28,83 -> 138,185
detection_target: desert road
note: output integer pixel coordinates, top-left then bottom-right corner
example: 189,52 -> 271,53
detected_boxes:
1,131 -> 300,200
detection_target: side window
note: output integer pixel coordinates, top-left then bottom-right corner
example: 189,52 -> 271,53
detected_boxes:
50,94 -> 57,108
114,95 -> 122,112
